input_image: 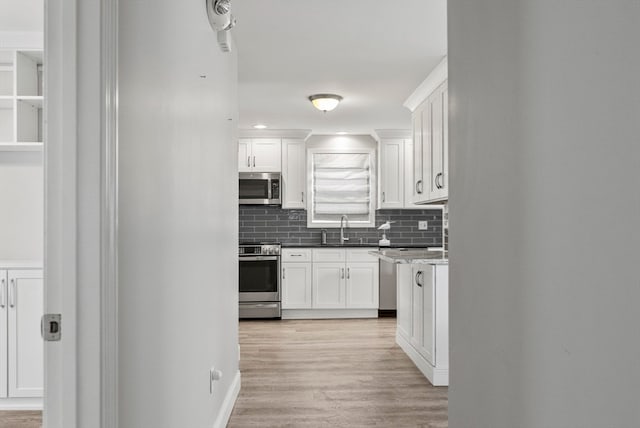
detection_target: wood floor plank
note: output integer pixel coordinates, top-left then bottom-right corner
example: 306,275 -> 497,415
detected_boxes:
228,318 -> 448,427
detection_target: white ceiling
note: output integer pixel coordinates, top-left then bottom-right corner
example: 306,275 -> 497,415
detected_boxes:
231,0 -> 447,136
0,0 -> 43,32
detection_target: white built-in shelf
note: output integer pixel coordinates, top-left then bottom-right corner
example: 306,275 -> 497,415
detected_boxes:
0,49 -> 44,149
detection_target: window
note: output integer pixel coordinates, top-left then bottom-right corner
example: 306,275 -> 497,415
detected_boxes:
307,148 -> 376,228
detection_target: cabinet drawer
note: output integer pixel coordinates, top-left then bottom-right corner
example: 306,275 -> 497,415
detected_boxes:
346,248 -> 378,263
282,248 -> 312,262
312,249 -> 346,263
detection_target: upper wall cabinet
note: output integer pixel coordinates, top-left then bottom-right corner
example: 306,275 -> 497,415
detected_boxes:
238,138 -> 281,172
405,57 -> 448,205
376,130 -> 436,210
378,138 -> 405,209
0,50 -> 44,150
281,139 -> 306,209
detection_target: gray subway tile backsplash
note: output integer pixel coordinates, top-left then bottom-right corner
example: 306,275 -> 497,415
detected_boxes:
239,206 -> 443,246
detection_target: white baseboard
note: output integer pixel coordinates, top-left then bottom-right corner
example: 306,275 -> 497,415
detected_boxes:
0,397 -> 43,410
282,309 -> 378,319
396,331 -> 448,386
212,370 -> 241,428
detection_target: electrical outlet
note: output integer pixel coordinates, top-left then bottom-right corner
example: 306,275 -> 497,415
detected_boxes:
418,220 -> 428,230
210,367 -> 222,394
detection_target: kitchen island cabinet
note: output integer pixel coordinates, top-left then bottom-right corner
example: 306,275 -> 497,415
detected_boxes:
396,262 -> 448,386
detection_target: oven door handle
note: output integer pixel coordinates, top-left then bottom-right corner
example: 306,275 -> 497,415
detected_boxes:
239,256 -> 279,261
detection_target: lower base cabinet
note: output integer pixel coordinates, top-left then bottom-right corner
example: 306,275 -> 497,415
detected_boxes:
396,263 -> 448,386
0,267 -> 44,403
281,248 -> 379,318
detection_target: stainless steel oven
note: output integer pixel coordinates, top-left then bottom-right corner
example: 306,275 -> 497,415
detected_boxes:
239,242 -> 281,318
239,172 -> 281,205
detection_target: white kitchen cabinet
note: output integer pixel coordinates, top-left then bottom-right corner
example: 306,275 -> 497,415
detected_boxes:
376,131 -> 427,210
312,248 -> 378,310
0,270 -> 6,398
411,81 -> 448,204
424,82 -> 448,201
281,262 -> 312,309
345,263 -> 379,308
238,138 -> 281,172
312,262 -> 345,308
8,269 -> 43,397
282,248 -> 379,318
378,139 -> 404,209
281,139 -> 306,209
396,263 -> 448,386
0,268 -> 43,401
396,265 -> 412,340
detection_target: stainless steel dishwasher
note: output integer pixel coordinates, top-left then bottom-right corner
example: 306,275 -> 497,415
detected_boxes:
378,259 -> 397,317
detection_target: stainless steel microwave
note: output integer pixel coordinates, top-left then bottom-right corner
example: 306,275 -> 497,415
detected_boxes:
239,172 -> 281,205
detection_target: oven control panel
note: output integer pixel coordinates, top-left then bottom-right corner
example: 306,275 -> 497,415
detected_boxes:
239,244 -> 281,256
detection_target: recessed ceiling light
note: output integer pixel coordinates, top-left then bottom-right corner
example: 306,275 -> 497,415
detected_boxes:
308,94 -> 343,112
253,124 -> 267,129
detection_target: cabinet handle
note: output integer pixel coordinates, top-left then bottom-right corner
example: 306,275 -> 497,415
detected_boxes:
247,156 -> 250,167
253,156 -> 256,167
0,278 -> 5,308
435,172 -> 444,189
341,268 -> 345,279
291,254 -> 302,257
347,268 -> 350,279
415,180 -> 423,195
382,192 -> 386,203
282,268 -> 285,279
415,271 -> 423,287
9,279 -> 16,308
301,191 -> 304,203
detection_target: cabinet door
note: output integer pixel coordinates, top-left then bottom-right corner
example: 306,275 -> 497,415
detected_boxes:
412,106 -> 426,203
251,138 -> 281,172
312,263 -> 345,308
379,140 -> 404,209
411,265 -> 424,350
8,269 -> 43,398
281,139 -> 306,209
238,139 -> 252,172
281,262 -> 312,309
396,265 -> 413,339
428,83 -> 447,201
0,270 -> 7,398
345,262 -> 379,309
421,265 -> 436,366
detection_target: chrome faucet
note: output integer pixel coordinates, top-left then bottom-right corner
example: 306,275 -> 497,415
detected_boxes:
340,215 -> 350,245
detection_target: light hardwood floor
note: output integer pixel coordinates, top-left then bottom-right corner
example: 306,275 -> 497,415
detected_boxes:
0,410 -> 41,428
0,318 -> 447,428
228,318 -> 448,427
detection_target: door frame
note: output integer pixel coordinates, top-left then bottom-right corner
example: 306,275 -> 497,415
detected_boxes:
44,0 -> 119,426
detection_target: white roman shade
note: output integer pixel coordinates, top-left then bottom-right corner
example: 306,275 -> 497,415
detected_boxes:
307,149 -> 376,228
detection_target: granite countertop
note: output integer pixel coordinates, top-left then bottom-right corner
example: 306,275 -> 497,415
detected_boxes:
368,249 -> 449,265
282,243 -> 441,249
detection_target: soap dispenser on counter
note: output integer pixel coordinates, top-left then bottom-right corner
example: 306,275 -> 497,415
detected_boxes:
377,221 -> 394,247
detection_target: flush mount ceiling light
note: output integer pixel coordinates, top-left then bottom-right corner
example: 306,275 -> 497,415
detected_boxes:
308,94 -> 343,112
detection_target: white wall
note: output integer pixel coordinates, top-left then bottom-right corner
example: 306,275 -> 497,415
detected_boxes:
448,1 -> 640,427
0,152 -> 42,260
118,0 -> 239,427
